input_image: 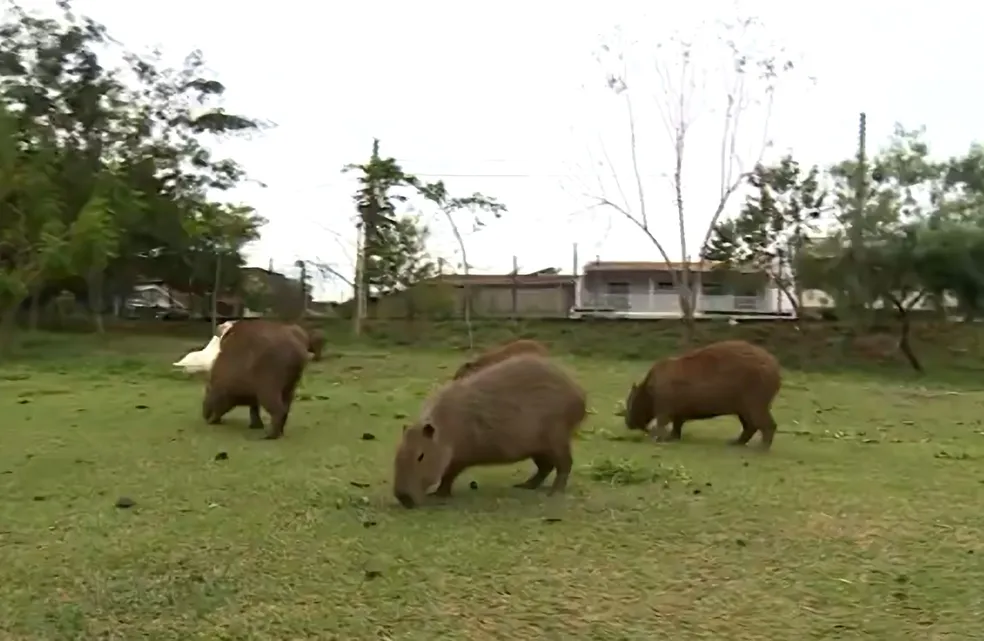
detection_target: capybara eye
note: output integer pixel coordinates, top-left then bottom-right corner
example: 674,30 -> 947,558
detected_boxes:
417,453 -> 424,462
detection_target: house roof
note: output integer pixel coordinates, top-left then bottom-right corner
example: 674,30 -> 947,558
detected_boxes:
583,260 -> 764,274
432,273 -> 577,287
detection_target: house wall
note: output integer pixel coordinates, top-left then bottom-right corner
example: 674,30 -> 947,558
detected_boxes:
467,284 -> 575,318
579,269 -> 779,314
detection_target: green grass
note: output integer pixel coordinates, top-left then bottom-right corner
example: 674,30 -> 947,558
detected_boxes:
3,332 -> 984,639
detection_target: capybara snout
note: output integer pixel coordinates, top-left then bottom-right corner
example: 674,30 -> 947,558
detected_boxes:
395,492 -> 416,509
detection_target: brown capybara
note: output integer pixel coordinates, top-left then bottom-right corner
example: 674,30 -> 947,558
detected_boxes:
452,338 -> 549,380
305,327 -> 326,361
623,339 -> 781,450
393,354 -> 587,508
285,324 -> 326,362
203,319 -> 310,439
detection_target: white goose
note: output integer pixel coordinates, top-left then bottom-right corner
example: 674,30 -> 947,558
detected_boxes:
172,321 -> 237,374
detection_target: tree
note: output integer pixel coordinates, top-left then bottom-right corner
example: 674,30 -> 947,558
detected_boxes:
344,139 -> 424,335
419,183 -> 506,348
791,125 -> 946,371
64,170 -> 141,333
182,203 -> 264,329
344,139 -> 506,338
586,16 -> 799,339
365,215 -> 436,296
0,0 -> 266,341
703,155 -> 826,318
0,102 -> 67,344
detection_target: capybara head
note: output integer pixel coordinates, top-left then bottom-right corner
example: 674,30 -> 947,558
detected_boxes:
392,422 -> 452,509
623,380 -> 653,431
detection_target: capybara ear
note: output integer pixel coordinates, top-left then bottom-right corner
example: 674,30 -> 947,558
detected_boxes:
422,423 -> 435,439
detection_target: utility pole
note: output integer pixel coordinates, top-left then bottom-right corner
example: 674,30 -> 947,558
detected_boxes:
850,112 -> 868,323
295,259 -> 308,319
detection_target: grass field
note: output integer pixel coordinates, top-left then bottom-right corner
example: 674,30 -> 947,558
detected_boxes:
2,332 -> 984,639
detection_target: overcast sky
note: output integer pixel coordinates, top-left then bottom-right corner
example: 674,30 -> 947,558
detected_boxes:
19,0 -> 984,300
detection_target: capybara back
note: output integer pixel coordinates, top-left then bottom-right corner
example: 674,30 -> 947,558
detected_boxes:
204,319 -> 309,439
452,338 -> 549,380
394,354 -> 585,508
624,339 -> 781,449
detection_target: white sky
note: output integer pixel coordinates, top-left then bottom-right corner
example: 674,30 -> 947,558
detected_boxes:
17,0 -> 984,300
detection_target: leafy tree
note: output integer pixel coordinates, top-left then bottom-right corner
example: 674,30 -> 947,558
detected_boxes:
344,139 -> 506,339
365,215 -> 436,296
822,125 -> 941,324
0,0 -> 266,342
182,203 -> 264,327
704,155 -> 826,318
0,101 -> 67,343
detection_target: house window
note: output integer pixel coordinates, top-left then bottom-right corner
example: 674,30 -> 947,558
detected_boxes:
606,282 -> 631,310
606,282 -> 630,294
655,280 -> 674,292
702,282 -> 724,296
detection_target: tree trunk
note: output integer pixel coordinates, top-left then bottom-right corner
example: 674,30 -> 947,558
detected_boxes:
774,279 -> 802,323
892,299 -> 923,372
28,290 -> 41,331
677,282 -> 696,344
0,305 -> 21,354
88,270 -> 105,334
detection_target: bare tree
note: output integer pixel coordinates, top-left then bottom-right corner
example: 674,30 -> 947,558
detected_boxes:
577,16 -> 802,339
418,184 -> 506,351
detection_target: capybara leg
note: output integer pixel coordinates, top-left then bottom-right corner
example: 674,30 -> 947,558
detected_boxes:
432,463 -> 465,497
547,444 -> 573,496
758,411 -> 778,451
730,415 -> 758,446
264,411 -> 287,440
515,454 -> 555,490
258,391 -> 287,440
668,419 -> 684,441
248,402 -> 264,429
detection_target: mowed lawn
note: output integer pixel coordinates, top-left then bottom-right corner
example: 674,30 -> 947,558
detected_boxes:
2,335 -> 984,640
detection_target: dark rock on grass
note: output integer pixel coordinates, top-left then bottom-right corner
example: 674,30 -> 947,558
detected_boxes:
469,481 -> 479,490
17,398 -> 29,404
214,451 -> 229,461
350,481 -> 370,488
134,404 -> 148,410
361,432 -> 376,441
115,497 -> 136,509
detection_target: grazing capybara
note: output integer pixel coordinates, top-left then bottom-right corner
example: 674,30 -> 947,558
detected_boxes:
393,354 -> 586,508
624,339 -> 781,450
203,319 -> 309,439
285,324 -> 326,362
305,327 -> 326,361
452,338 -> 549,380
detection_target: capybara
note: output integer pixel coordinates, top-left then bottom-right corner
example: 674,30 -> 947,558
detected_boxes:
203,319 -> 310,439
623,339 -> 781,450
452,338 -> 549,380
305,327 -> 326,361
393,354 -> 586,508
285,324 -> 326,362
